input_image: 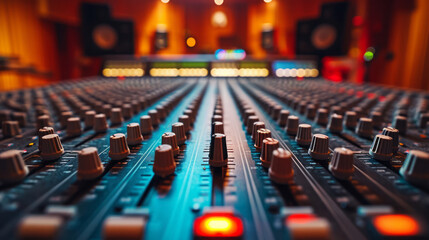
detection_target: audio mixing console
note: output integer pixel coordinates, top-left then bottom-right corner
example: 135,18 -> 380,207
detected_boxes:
1,77 -> 429,240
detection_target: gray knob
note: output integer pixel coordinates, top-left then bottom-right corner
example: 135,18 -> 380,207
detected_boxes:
381,127 -> 399,154
260,138 -> 279,168
308,134 -> 330,160
329,147 -> 354,180
269,148 -> 294,184
369,134 -> 393,161
77,147 -> 104,180
295,124 -> 312,146
153,144 -> 176,177
400,150 -> 429,187
109,133 -> 130,160
127,123 -> 143,145
0,150 -> 28,184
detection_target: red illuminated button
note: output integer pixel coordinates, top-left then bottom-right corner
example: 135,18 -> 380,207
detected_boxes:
285,213 -> 331,240
372,214 -> 420,236
194,212 -> 243,239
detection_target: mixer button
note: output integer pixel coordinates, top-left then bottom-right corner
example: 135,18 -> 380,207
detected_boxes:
40,134 -> 64,161
184,109 -> 195,123
153,144 -> 176,177
295,124 -> 312,147
0,150 -> 28,184
127,123 -> 144,146
193,210 -> 244,239
37,115 -> 51,130
60,111 -> 73,129
156,105 -> 167,120
18,215 -> 64,240
381,127 -> 399,154
369,214 -> 421,238
162,132 -> 180,156
103,216 -> 146,240
327,114 -> 343,133
140,115 -> 154,135
0,109 -> 11,124
255,128 -> 271,151
330,106 -> 343,115
66,117 -> 82,137
271,105 -> 282,120
355,117 -> 373,138
269,148 -> 294,184
179,115 -> 191,133
148,110 -> 160,127
84,110 -> 96,129
285,214 -> 331,240
370,111 -> 383,129
305,104 -> 317,120
369,135 -> 393,161
77,147 -> 104,180
172,122 -> 187,145
418,113 -> 429,129
329,147 -> 354,180
392,115 -> 407,135
315,108 -> 329,126
38,127 -> 55,151
2,120 -> 21,138
214,109 -> 223,116
211,121 -> 224,135
122,104 -> 133,119
109,133 -> 130,160
286,115 -> 299,135
244,109 -> 255,122
308,134 -> 330,160
209,133 -> 228,167
251,121 -> 265,141
79,106 -> 91,118
12,112 -> 27,127
103,104 -> 112,118
344,111 -> 358,130
110,108 -> 123,125
400,150 -> 429,188
93,114 -> 109,133
278,110 -> 290,127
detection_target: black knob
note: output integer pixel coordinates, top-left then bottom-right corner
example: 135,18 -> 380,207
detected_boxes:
209,133 -> 228,167
308,134 -> 330,160
369,134 -> 393,161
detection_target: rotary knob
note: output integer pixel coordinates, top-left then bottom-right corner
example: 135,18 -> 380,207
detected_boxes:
244,109 -> 255,122
255,128 -> 271,151
355,117 -> 373,138
110,108 -> 123,125
271,105 -> 282,120
184,109 -> 194,124
328,114 -> 343,133
162,132 -> 180,156
93,114 -> 109,133
315,108 -> 329,126
148,110 -> 160,127
60,111 -> 73,129
140,115 -> 154,135
260,138 -> 279,168
103,104 -> 112,118
172,122 -> 187,145
2,120 -> 21,138
38,127 -> 55,151
305,104 -> 316,119
269,148 -> 294,184
308,134 -> 330,160
84,111 -> 96,129
286,116 -> 299,135
392,115 -> 407,135
400,150 -> 429,187
127,123 -> 144,145
0,150 -> 28,184
209,133 -> 228,167
179,115 -> 191,133
246,116 -> 259,134
212,115 -> 223,123
122,104 -> 133,119
12,112 -> 27,127
418,113 -> 429,129
211,121 -> 224,135
40,134 -> 64,161
252,122 -> 265,141
381,127 -> 399,154
109,133 -> 130,160
66,117 -> 82,137
344,111 -> 358,130
295,123 -> 312,147
329,147 -> 355,180
36,115 -> 51,129
370,111 -> 383,129
278,110 -> 290,127
156,105 -> 167,120
369,134 -> 393,161
153,144 -> 176,177
77,147 -> 104,180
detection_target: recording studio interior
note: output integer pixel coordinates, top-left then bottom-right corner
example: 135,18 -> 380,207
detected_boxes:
0,0 -> 429,239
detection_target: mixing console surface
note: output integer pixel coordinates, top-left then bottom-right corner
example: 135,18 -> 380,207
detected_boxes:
1,77 -> 429,240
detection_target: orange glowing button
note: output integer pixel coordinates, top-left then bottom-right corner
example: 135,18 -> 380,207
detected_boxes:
373,214 -> 420,236
286,213 -> 317,224
194,213 -> 243,238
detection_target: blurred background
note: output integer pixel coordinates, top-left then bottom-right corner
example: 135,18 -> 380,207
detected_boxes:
0,0 -> 428,90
